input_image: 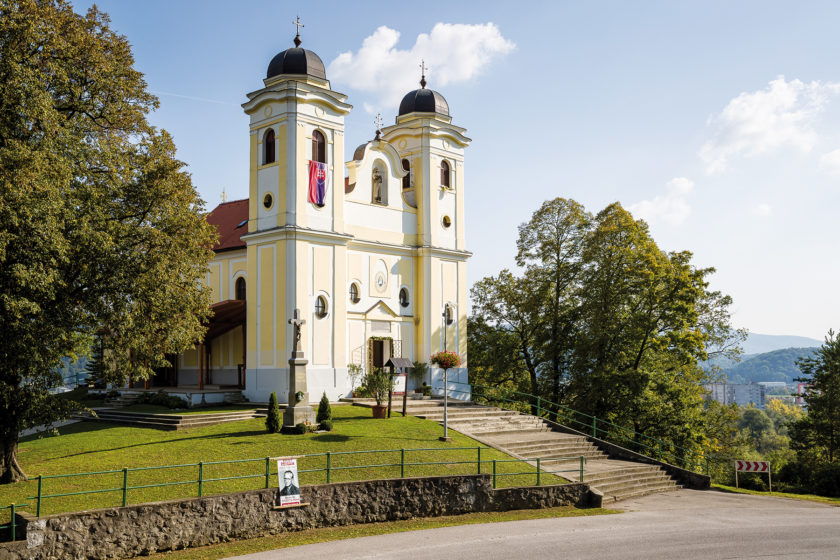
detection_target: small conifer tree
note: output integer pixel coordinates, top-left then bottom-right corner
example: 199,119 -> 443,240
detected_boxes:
266,391 -> 281,433
317,391 -> 332,424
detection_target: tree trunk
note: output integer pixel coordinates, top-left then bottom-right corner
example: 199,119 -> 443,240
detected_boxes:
0,435 -> 26,483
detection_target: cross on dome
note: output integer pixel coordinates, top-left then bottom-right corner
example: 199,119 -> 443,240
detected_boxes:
374,113 -> 383,140
419,59 -> 427,89
292,15 -> 304,47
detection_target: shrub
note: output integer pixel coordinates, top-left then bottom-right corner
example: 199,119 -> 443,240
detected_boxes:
137,390 -> 187,409
319,419 -> 333,432
316,392 -> 332,423
422,385 -> 432,396
266,391 -> 281,433
364,367 -> 394,406
294,422 -> 308,435
814,463 -> 840,497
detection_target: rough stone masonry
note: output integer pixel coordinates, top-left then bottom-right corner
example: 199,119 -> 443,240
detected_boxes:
0,474 -> 600,560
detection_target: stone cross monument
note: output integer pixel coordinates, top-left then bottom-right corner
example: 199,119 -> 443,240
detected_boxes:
284,308 -> 315,427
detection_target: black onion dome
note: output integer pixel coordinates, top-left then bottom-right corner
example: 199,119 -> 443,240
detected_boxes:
398,87 -> 449,116
266,47 -> 327,80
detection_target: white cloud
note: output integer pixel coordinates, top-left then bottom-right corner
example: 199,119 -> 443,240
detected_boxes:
752,203 -> 772,216
629,177 -> 694,226
819,148 -> 840,176
327,23 -> 515,111
699,77 -> 840,174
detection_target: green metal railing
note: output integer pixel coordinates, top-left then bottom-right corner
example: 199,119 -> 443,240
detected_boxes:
0,503 -> 28,542
447,384 -> 711,475
3,446 -> 586,530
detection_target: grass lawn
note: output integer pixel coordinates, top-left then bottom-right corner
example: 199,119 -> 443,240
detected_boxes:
119,404 -> 263,415
712,483 -> 840,506
144,506 -> 620,560
0,405 -> 577,524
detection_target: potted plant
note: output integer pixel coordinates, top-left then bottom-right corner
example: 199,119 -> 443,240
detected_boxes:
365,367 -> 393,418
411,361 -> 428,392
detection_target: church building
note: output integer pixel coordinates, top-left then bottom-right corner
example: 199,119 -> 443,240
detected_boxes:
171,32 -> 472,404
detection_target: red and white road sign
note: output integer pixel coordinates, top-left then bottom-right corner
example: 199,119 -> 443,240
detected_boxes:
735,460 -> 769,472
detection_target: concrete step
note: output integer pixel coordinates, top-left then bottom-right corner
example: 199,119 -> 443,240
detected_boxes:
469,427 -> 554,437
605,483 -> 685,502
503,439 -> 592,453
520,449 -> 607,462
599,480 -> 682,501
587,471 -> 674,491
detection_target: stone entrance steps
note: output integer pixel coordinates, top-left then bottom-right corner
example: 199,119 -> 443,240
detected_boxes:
81,408 -> 267,430
405,400 -> 683,502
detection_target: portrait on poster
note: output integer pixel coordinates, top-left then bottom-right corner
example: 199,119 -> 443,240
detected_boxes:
277,458 -> 301,506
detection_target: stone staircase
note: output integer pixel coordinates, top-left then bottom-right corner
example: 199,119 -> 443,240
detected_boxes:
103,392 -> 142,407
407,400 -> 682,503
81,408 -> 267,430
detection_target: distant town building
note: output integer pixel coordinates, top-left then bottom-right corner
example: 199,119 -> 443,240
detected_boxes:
704,383 -> 766,408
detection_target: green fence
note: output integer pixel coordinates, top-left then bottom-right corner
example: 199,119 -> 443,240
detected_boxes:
1,446 -> 586,534
0,503 -> 28,542
462,384 -> 712,474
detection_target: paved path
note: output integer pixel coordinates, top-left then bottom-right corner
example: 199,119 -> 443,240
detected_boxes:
228,489 -> 840,560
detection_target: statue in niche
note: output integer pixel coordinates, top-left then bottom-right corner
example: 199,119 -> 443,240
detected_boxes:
372,167 -> 384,204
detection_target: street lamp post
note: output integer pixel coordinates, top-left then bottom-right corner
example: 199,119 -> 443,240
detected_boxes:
440,304 -> 453,442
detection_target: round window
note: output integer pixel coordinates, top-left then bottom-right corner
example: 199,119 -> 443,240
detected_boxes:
263,193 -> 273,209
315,295 -> 328,318
442,215 -> 452,228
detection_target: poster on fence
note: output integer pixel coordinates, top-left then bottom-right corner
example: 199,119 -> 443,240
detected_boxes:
277,458 -> 302,507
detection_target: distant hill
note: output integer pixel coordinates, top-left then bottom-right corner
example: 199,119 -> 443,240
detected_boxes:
724,347 -> 818,384
742,333 -> 823,355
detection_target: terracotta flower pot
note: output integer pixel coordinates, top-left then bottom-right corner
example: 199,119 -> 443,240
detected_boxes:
371,404 -> 388,418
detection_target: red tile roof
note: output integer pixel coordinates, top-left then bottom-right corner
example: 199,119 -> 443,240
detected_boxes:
207,199 -> 249,252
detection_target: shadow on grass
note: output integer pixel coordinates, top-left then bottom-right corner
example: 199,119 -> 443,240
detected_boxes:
53,427 -> 269,459
310,434 -> 352,443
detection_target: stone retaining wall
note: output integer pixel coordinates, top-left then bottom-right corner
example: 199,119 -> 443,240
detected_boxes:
1,474 -> 599,560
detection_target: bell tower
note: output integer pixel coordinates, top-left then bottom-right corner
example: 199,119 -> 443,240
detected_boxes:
239,25 -> 352,403
382,68 -> 471,393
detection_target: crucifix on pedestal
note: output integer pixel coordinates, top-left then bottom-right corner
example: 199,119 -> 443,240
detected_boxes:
284,308 -> 315,427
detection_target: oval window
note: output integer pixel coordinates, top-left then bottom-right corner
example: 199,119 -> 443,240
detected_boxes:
349,283 -> 360,304
263,193 -> 273,209
399,288 -> 409,308
315,295 -> 328,318
442,215 -> 452,228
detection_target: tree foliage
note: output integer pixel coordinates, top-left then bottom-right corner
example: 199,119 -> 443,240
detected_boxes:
0,0 -> 214,482
790,330 -> 840,464
469,198 -> 743,460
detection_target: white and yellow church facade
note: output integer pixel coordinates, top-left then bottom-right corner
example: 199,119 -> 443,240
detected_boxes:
170,37 -> 471,404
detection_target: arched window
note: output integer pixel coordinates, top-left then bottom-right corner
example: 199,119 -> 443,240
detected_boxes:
312,130 -> 326,163
399,288 -> 409,308
402,159 -> 411,190
235,277 -> 246,301
315,295 -> 328,318
349,283 -> 360,304
263,129 -> 275,164
440,160 -> 450,188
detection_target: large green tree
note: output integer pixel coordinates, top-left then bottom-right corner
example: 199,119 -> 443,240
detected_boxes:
469,198 -> 741,459
0,0 -> 214,482
791,330 -> 840,464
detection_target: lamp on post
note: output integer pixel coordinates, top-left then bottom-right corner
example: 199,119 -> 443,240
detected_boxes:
435,304 -> 455,442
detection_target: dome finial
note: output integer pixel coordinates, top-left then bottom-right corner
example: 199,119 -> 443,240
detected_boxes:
419,59 -> 427,88
292,15 -> 304,47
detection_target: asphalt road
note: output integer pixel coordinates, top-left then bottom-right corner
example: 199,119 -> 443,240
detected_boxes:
229,489 -> 840,560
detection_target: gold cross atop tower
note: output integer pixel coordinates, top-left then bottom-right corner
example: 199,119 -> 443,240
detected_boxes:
292,15 -> 304,47
419,59 -> 427,88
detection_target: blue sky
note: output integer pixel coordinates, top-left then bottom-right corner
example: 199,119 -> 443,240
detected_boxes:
75,0 -> 840,339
